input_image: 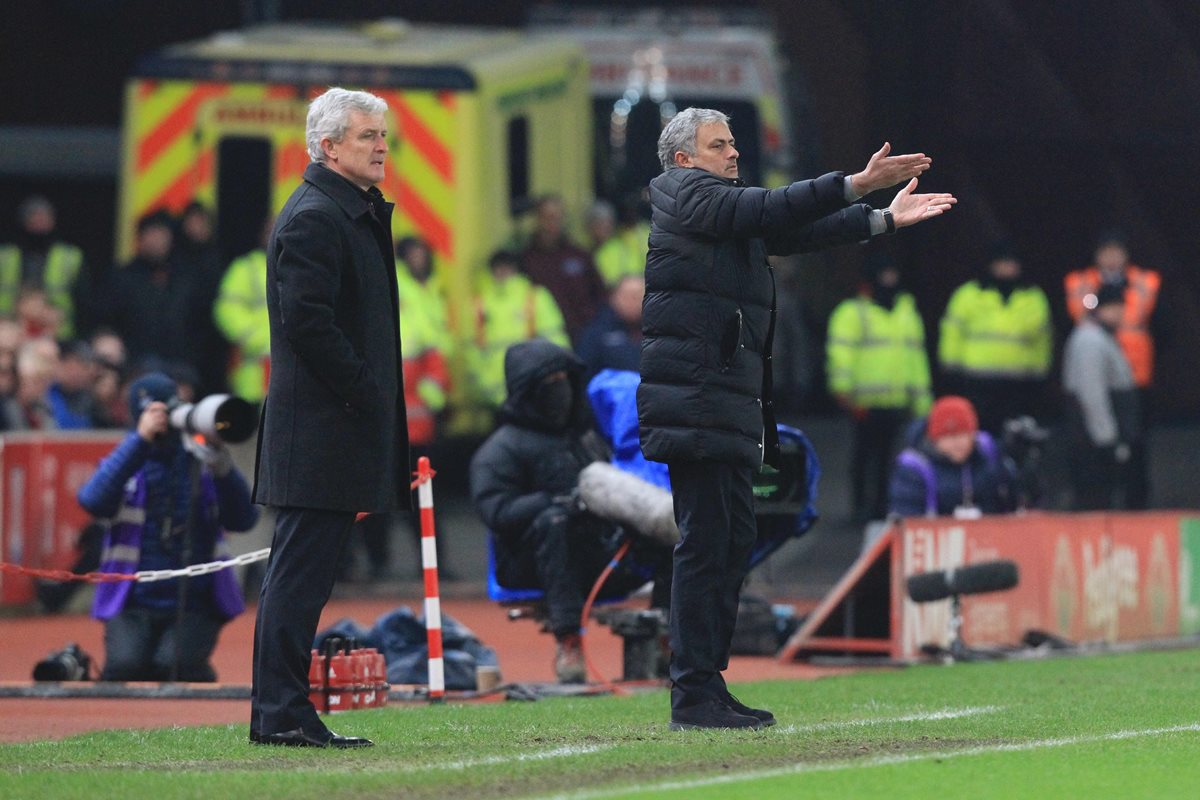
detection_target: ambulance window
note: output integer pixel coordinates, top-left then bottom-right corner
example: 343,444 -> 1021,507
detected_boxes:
507,116 -> 530,215
217,137 -> 271,264
594,98 -> 761,196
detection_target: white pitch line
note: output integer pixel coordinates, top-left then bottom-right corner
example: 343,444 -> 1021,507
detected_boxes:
776,704 -> 1003,734
405,743 -> 614,773
533,723 -> 1200,800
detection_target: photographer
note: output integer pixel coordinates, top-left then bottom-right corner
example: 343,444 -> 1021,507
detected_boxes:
77,372 -> 258,682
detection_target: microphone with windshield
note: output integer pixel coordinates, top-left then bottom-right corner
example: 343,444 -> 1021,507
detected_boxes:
906,559 -> 1020,662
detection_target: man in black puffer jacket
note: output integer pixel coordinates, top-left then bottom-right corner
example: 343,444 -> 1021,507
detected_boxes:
640,107 -> 957,731
470,339 -> 672,683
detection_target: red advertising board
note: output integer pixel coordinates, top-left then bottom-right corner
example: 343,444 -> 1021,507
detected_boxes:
780,512 -> 1197,663
896,513 -> 1187,659
0,432 -> 123,605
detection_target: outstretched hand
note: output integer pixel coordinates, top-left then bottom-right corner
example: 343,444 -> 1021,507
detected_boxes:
851,142 -> 932,196
888,178 -> 957,228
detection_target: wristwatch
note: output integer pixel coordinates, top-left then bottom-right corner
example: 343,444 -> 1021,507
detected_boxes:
881,208 -> 896,234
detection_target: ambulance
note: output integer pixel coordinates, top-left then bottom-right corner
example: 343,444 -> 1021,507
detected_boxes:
116,18 -> 592,321
529,7 -> 799,198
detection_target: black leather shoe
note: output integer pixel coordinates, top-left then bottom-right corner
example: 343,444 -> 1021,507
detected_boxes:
724,691 -> 776,727
249,729 -> 262,744
669,699 -> 763,731
256,728 -> 374,748
327,732 -> 374,748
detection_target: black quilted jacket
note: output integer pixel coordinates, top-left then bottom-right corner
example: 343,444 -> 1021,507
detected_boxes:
637,166 -> 875,468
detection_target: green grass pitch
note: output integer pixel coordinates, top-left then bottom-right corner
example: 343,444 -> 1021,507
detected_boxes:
2,648 -> 1198,799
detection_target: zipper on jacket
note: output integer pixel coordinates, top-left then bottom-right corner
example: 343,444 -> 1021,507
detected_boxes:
719,307 -> 744,372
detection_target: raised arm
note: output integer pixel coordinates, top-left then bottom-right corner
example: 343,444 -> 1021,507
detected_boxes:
666,170 -> 853,240
849,142 -> 932,197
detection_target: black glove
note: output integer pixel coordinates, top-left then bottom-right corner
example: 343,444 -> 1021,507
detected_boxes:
550,487 -> 586,517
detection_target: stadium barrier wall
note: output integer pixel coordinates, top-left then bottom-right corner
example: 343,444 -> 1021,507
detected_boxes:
780,511 -> 1200,662
0,432 -> 124,605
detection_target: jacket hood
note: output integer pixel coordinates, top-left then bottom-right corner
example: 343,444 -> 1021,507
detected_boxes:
500,339 -> 591,430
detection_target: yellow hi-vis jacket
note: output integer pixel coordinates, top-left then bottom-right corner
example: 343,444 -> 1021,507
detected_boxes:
826,292 -> 932,414
0,242 -> 83,338
594,222 -> 650,288
938,280 -> 1053,380
213,249 -> 270,402
468,272 -> 568,408
396,264 -> 453,428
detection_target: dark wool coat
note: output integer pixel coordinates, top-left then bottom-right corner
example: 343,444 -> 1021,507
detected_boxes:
638,167 -> 875,469
253,163 -> 410,512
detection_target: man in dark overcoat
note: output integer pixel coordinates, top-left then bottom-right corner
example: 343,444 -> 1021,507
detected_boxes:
250,87 -> 408,748
638,107 -> 956,730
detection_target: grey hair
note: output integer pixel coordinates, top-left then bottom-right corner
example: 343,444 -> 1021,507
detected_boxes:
306,88 -> 388,163
656,107 -> 730,171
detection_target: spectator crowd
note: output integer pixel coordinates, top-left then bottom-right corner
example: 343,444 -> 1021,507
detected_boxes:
828,232 -> 1160,519
0,189 -> 1165,524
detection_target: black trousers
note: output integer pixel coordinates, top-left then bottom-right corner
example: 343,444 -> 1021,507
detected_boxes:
250,507 -> 355,738
850,408 -> 908,520
101,606 -> 223,682
1124,387 -> 1153,510
666,460 -> 757,709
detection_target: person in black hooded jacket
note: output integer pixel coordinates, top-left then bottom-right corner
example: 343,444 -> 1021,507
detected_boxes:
469,338 -> 672,683
639,107 -> 956,731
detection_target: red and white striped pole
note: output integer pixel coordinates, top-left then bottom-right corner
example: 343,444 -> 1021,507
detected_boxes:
417,456 -> 445,702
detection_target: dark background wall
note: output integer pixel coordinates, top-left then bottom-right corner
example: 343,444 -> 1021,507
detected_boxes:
3,0 -> 1198,416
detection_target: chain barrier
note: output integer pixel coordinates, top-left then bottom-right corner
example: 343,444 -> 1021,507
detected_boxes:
0,563 -> 136,584
132,547 -> 272,583
2,467 -> 437,586
0,547 -> 272,585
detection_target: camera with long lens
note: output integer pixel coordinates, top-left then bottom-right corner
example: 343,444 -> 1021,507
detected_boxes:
32,642 -> 93,681
168,394 -> 258,444
1002,415 -> 1049,510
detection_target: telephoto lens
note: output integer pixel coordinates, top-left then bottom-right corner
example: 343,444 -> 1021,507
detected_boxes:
168,394 -> 258,443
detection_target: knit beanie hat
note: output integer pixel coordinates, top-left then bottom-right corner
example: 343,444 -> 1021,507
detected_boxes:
127,371 -> 177,427
928,395 -> 978,440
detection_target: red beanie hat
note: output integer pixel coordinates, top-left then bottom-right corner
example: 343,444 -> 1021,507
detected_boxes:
928,395 -> 978,440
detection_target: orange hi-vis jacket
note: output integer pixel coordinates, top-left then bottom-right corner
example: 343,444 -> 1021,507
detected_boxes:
1064,265 -> 1160,387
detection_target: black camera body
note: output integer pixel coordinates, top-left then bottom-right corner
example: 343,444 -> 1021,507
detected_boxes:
33,643 -> 93,681
1002,415 -> 1050,510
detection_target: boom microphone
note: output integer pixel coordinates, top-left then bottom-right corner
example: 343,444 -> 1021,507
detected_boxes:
907,560 -> 1019,603
577,462 -> 679,547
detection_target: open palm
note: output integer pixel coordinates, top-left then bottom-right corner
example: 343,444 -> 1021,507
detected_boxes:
889,178 -> 957,228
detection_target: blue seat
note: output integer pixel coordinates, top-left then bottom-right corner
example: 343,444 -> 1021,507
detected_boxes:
487,536 -> 546,604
